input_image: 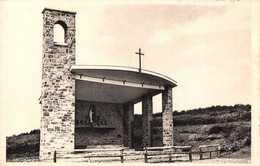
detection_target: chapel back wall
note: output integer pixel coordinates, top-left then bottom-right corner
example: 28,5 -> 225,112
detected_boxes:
75,100 -> 124,148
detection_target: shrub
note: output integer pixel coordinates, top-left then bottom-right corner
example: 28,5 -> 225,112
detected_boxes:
241,112 -> 251,121
233,125 -> 251,140
173,111 -> 179,115
208,124 -> 236,135
29,129 -> 40,135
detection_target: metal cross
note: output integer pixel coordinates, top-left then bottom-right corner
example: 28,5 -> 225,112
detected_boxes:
135,48 -> 144,72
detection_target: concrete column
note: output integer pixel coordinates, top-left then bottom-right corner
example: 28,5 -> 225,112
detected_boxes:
162,86 -> 173,147
142,95 -> 153,147
123,103 -> 134,148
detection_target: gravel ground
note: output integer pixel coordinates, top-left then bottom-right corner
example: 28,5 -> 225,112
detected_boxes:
192,158 -> 251,164
7,156 -> 251,164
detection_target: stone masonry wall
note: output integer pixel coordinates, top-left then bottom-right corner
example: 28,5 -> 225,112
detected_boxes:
142,95 -> 153,147
123,103 -> 134,148
40,8 -> 76,160
152,116 -> 163,147
162,86 -> 174,146
75,100 -> 124,148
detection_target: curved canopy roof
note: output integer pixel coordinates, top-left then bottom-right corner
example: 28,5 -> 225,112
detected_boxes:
70,65 -> 177,104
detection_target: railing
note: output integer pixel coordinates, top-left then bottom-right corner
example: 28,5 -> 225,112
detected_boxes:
52,144 -> 221,163
143,146 -> 193,163
198,144 -> 221,160
53,148 -> 124,163
173,146 -> 193,161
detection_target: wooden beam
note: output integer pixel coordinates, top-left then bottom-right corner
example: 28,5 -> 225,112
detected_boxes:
75,74 -> 165,90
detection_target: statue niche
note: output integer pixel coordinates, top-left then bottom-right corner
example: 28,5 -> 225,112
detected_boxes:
75,104 -> 109,128
89,104 -> 96,124
88,104 -> 108,127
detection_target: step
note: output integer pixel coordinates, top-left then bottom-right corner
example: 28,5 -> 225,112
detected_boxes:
84,144 -> 123,149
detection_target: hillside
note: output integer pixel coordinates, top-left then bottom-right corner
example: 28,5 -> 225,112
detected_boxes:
133,104 -> 251,158
6,104 -> 251,162
6,129 -> 40,162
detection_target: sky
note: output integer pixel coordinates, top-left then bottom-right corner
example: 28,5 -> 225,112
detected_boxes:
0,1 -> 253,136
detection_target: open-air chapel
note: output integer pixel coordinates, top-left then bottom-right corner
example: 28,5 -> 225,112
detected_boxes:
40,8 -> 177,160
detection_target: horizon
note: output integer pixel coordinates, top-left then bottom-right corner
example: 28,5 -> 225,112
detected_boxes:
1,2 -> 252,136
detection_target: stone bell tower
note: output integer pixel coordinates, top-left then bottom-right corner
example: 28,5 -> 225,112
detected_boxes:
40,8 -> 76,160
